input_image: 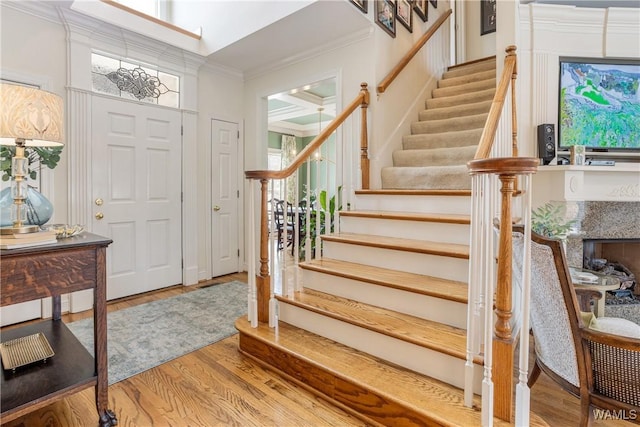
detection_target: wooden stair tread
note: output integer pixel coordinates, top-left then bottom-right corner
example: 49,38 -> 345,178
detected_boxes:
236,318 -> 484,426
301,258 -> 468,304
323,232 -> 470,259
355,189 -> 471,196
237,319 -> 549,427
277,288 -> 474,362
340,210 -> 470,224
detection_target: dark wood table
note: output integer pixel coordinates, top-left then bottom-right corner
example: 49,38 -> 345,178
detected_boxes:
0,232 -> 117,427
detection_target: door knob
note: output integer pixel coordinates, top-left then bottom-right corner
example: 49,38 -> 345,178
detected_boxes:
95,198 -> 103,206
213,206 -> 221,211
95,212 -> 104,220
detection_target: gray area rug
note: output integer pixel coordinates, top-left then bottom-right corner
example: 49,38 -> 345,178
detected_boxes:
67,281 -> 247,384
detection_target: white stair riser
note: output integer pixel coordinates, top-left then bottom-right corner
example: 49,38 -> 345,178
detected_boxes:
322,241 -> 469,282
340,216 -> 470,245
301,269 -> 467,329
278,303 -> 483,393
352,195 -> 471,215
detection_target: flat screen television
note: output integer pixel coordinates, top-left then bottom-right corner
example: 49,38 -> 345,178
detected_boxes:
558,57 -> 640,152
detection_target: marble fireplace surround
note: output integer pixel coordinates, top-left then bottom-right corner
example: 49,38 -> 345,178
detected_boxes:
564,201 -> 640,270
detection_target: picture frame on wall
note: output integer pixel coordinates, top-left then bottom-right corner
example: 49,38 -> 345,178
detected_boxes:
414,0 -> 427,22
350,0 -> 368,14
481,0 -> 496,35
375,0 -> 396,38
397,0 -> 413,32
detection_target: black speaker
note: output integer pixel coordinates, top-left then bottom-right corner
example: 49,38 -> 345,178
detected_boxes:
537,124 -> 556,165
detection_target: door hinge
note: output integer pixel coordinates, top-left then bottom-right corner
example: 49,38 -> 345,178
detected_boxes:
237,190 -> 240,198
237,130 -> 240,139
237,249 -> 240,257
181,126 -> 184,136
181,192 -> 183,202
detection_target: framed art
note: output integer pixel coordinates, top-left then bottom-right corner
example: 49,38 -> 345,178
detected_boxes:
481,0 -> 496,35
414,0 -> 427,22
429,0 -> 437,7
397,0 -> 413,32
375,0 -> 396,38
350,0 -> 368,14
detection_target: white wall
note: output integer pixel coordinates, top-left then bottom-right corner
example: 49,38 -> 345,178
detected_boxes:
0,6 -> 69,223
463,0 -> 496,61
241,1 -> 454,192
197,65 -> 244,280
0,3 -> 246,285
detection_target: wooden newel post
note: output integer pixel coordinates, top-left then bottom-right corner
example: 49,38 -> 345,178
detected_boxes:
256,178 -> 271,323
493,173 -> 516,421
360,82 -> 370,190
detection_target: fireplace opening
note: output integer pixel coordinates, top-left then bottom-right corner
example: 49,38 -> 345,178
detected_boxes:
583,239 -> 640,305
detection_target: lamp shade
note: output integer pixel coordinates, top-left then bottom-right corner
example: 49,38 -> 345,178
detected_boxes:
0,83 -> 64,147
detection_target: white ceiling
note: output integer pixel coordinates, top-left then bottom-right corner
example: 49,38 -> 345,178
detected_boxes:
268,77 -> 336,136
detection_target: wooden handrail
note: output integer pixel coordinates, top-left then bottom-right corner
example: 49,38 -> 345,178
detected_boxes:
473,46 -> 517,160
246,83 -> 370,324
377,9 -> 452,94
246,83 -> 370,180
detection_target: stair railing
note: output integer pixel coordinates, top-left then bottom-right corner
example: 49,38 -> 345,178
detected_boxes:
245,83 -> 370,326
377,8 -> 452,95
465,45 -> 540,425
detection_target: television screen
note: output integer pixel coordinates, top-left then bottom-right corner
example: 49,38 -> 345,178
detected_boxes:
558,57 -> 640,151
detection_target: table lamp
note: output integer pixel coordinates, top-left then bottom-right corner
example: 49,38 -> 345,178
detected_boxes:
0,83 -> 64,234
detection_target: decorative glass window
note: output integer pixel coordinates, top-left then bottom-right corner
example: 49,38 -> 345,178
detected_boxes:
91,52 -> 180,108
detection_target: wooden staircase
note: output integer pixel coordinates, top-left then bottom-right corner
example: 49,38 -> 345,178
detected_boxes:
239,50 -> 546,425
237,189 -> 547,425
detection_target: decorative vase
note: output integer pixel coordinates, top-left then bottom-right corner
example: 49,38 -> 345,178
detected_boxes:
0,186 -> 54,227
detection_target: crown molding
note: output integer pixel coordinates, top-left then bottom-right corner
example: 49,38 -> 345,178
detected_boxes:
243,26 -> 373,82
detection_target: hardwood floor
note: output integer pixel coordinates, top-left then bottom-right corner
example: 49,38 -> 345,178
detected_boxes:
3,272 -> 635,426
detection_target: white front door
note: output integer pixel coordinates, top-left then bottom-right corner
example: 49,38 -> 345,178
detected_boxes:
211,119 -> 240,277
92,97 -> 182,300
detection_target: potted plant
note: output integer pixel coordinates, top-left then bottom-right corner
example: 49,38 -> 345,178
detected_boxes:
531,202 -> 576,241
0,145 -> 63,226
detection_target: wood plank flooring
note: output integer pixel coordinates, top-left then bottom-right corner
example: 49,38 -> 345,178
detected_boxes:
2,272 -> 635,426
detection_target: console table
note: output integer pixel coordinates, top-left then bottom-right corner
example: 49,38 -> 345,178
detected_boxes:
0,233 -> 117,427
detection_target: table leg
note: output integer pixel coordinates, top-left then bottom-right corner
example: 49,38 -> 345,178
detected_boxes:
94,247 -> 117,427
595,292 -> 606,318
52,296 -> 62,321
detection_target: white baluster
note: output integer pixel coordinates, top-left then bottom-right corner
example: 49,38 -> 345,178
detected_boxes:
305,160 -> 311,262
293,169 -> 300,291
465,173 -> 480,408
269,185 -> 277,328
314,152 -> 321,259
515,174 -> 533,427
482,174 -> 494,427
282,178 -> 291,297
248,179 -> 258,328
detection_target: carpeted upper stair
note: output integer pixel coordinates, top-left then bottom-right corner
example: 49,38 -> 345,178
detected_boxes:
382,57 -> 496,189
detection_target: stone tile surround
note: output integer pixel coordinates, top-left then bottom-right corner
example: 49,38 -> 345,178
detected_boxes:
564,201 -> 640,324
565,201 -> 640,269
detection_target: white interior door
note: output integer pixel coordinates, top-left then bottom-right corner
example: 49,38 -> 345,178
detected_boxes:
92,97 -> 182,300
211,119 -> 240,277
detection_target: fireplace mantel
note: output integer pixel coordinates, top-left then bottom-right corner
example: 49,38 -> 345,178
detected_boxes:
532,164 -> 640,206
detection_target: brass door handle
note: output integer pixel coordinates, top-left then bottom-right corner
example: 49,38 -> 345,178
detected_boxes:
95,198 -> 103,206
95,212 -> 104,220
213,206 -> 221,212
